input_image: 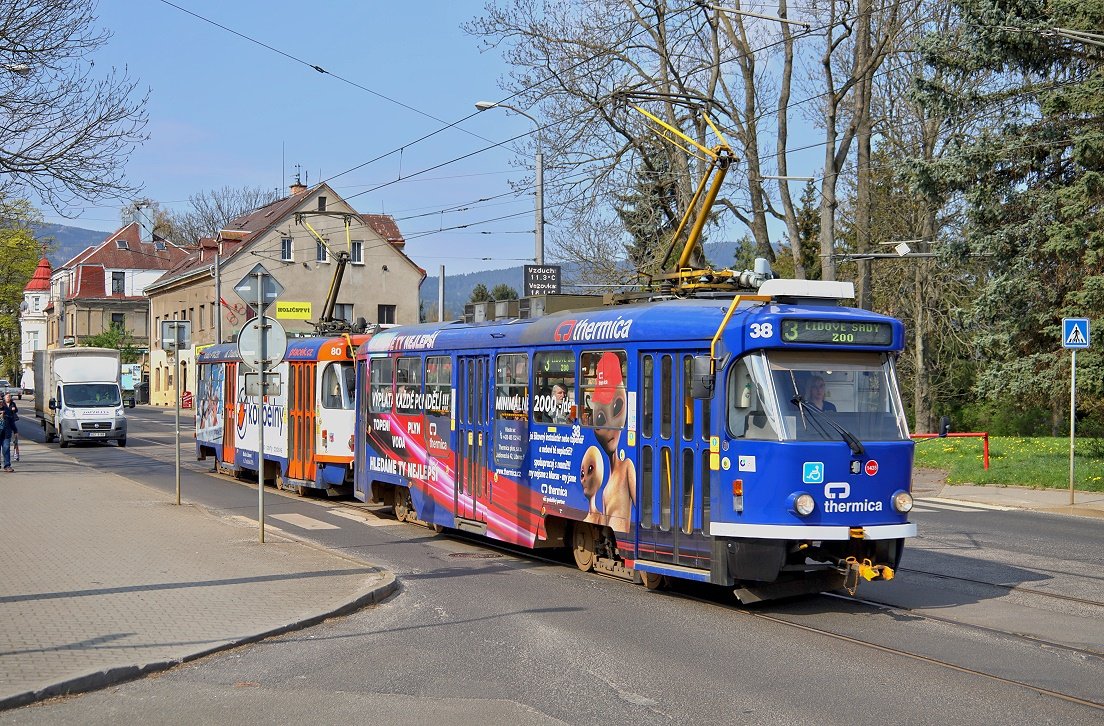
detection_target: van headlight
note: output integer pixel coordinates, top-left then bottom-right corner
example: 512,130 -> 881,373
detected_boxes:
790,492 -> 815,517
62,408 -> 77,419
115,406 -> 126,418
892,490 -> 914,513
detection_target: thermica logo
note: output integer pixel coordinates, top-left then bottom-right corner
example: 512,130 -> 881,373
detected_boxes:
553,316 -> 633,342
823,481 -> 883,513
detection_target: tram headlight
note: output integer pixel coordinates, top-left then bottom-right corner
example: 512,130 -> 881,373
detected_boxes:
789,492 -> 815,517
892,490 -> 914,513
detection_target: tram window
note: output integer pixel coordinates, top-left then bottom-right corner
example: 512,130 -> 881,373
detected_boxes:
660,355 -> 673,439
727,357 -> 777,439
682,448 -> 694,535
700,450 -> 711,534
580,350 -> 627,436
396,356 -> 422,414
682,356 -> 693,441
642,355 -> 654,438
659,445 -> 672,532
641,445 -> 653,528
425,356 -> 452,416
368,358 -> 393,413
533,351 -> 574,424
321,363 -> 354,410
495,353 -> 529,421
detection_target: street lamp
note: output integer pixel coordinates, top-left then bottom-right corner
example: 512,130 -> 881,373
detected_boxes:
475,100 -> 545,266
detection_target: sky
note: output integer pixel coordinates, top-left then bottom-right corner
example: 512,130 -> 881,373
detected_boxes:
42,0 -> 826,276
43,0 -> 549,275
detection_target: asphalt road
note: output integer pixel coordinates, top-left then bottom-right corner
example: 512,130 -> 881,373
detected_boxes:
7,405 -> 1103,724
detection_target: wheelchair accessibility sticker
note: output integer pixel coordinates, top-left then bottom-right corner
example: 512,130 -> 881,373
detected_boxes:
802,462 -> 825,484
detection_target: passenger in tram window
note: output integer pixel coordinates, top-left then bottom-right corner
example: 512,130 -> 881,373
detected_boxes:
551,383 -> 571,425
805,375 -> 836,412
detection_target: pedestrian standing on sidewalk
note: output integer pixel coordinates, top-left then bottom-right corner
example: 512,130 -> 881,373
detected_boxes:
0,394 -> 12,472
4,393 -> 18,462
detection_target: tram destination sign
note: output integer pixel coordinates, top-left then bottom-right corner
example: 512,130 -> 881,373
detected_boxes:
525,264 -> 562,297
781,319 -> 893,346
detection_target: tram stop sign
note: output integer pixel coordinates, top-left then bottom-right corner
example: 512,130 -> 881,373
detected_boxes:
234,263 -> 284,313
236,316 -> 287,373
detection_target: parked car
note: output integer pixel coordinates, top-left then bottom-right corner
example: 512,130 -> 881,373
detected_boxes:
0,378 -> 21,400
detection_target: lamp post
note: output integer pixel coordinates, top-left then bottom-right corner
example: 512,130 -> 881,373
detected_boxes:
475,100 -> 545,266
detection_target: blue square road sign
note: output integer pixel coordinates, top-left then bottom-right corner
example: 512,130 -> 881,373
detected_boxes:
1062,318 -> 1090,349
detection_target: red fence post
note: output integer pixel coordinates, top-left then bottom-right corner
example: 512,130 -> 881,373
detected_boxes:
983,433 -> 989,470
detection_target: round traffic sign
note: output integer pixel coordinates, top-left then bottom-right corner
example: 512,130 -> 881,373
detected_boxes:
236,317 -> 288,372
864,460 -> 879,476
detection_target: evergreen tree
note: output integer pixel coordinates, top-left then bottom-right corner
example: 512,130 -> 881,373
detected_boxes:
469,284 -> 492,303
490,284 -> 518,301
916,0 -> 1104,432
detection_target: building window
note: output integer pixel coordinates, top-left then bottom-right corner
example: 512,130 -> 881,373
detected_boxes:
316,241 -> 329,263
351,240 -> 363,264
111,271 -> 125,295
198,304 -> 205,329
32,296 -> 40,312
317,196 -> 327,211
280,237 -> 293,261
378,304 -> 396,325
333,303 -> 353,323
111,313 -> 125,330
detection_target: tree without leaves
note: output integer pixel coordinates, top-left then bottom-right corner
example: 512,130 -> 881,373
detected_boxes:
0,0 -> 148,212
167,186 -> 280,246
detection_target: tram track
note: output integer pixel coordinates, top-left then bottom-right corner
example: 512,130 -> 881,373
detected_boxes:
77,425 -> 1104,709
896,566 -> 1104,610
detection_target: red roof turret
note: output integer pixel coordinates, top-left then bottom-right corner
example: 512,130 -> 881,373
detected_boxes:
23,257 -> 52,292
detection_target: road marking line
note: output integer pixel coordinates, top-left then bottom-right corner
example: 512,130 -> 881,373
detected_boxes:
330,509 -> 404,527
270,513 -> 340,530
916,498 -> 1013,512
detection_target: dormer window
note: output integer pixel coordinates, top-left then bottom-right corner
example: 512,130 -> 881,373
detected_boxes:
116,239 -> 129,250
111,271 -> 125,295
154,240 -> 167,251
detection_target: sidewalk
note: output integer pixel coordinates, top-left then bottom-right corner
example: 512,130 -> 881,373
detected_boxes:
915,468 -> 1104,519
0,438 -> 396,710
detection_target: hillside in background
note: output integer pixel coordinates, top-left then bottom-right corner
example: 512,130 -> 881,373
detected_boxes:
32,223 -> 110,267
420,240 -> 742,318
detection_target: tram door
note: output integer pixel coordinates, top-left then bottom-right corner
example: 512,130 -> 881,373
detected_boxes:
637,352 -> 713,570
221,362 -> 238,465
455,356 -> 490,521
287,362 -> 316,481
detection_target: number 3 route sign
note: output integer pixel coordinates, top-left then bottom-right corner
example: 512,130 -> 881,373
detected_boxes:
1062,318 -> 1090,349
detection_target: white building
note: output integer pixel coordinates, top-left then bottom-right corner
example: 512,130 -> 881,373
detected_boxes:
18,257 -> 51,391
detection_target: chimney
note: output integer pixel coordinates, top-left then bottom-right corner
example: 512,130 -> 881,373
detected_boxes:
289,180 -> 307,195
132,204 -> 155,243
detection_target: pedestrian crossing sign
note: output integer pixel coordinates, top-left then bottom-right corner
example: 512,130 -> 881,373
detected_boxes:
1062,318 -> 1090,349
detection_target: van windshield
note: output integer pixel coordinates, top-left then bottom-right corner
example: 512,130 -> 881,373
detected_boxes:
63,383 -> 121,407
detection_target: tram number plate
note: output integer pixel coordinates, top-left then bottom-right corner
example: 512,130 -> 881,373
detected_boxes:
89,432 -> 107,437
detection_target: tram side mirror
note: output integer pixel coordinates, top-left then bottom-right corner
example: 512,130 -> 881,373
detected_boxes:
689,356 -> 715,400
939,416 -> 951,437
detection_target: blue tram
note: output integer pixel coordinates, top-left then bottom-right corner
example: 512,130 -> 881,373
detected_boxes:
353,279 -> 915,600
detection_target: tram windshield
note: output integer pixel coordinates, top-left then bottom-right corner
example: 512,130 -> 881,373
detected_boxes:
727,350 -> 909,442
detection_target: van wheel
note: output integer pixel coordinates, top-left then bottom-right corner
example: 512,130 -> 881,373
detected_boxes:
118,438 -> 127,448
59,433 -> 69,449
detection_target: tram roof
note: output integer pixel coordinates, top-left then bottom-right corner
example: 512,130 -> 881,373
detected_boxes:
358,297 -> 903,356
197,334 -> 369,363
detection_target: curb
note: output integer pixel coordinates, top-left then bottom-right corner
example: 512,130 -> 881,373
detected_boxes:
0,573 -> 398,711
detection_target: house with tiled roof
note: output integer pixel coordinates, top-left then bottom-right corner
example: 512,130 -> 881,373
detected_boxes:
143,180 -> 424,406
45,218 -> 192,354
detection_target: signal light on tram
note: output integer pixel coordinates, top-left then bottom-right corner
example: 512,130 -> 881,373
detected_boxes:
732,479 -> 744,513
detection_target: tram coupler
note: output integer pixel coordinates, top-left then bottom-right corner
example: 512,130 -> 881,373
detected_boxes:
841,557 -> 895,595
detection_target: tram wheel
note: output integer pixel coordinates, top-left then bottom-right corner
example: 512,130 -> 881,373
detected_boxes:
639,571 -> 666,590
394,487 -> 413,522
572,523 -> 597,572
